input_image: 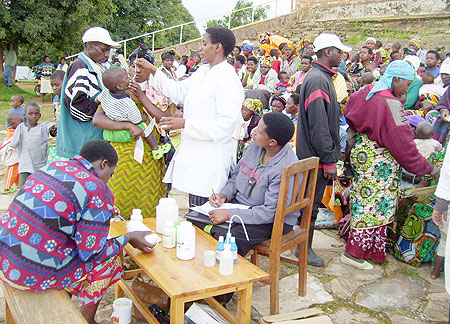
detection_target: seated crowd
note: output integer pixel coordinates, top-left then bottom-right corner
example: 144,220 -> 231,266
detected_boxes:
1,25 -> 450,323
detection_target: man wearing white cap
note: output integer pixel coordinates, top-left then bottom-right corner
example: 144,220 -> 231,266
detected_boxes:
296,33 -> 351,267
57,26 -> 121,159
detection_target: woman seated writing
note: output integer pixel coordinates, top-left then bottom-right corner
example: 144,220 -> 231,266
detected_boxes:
198,112 -> 298,257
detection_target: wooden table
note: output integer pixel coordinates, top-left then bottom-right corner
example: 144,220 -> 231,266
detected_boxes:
109,219 -> 269,324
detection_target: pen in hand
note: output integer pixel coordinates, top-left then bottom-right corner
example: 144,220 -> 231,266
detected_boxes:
211,187 -> 219,208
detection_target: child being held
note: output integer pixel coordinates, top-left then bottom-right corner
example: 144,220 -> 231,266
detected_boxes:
96,66 -> 171,160
419,71 -> 445,100
275,71 -> 291,91
0,113 -> 23,194
10,103 -> 56,187
6,95 -> 26,127
414,121 -> 442,159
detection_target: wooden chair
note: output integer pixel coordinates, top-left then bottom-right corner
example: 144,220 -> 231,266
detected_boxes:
250,157 -> 319,315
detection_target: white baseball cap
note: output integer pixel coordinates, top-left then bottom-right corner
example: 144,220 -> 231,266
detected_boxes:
82,27 -> 121,48
313,33 -> 352,53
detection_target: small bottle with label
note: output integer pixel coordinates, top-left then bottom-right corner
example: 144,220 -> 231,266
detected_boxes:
162,221 -> 176,248
219,243 -> 233,275
216,236 -> 224,263
230,236 -> 238,264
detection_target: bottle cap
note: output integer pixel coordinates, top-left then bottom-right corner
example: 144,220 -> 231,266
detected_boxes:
130,209 -> 143,221
218,236 -> 224,242
230,237 -> 235,243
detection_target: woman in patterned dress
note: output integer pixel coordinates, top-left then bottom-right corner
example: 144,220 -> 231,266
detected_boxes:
342,61 -> 440,270
92,47 -> 167,218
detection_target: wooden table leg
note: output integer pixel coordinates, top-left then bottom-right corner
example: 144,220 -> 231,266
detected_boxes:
170,297 -> 185,324
237,283 -> 253,324
5,300 -> 15,324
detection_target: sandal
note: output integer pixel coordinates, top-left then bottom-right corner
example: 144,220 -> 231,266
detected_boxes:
160,143 -> 172,154
340,253 -> 373,270
152,145 -> 165,160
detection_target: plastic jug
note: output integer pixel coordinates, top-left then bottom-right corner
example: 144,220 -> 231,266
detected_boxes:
219,243 -> 233,275
156,198 -> 179,234
176,221 -> 195,260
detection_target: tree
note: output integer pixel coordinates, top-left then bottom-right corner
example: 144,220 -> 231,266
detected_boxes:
206,0 -> 269,29
0,0 -> 200,70
105,0 -> 200,55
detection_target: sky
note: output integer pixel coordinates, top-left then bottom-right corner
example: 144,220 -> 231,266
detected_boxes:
181,0 -> 293,33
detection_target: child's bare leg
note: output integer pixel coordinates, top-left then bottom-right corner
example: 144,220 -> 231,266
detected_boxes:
145,133 -> 159,150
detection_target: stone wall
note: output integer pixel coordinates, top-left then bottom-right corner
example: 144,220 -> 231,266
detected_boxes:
154,0 -> 450,59
296,0 -> 448,19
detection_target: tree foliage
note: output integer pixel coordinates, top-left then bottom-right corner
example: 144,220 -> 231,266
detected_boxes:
206,0 -> 269,29
0,0 -> 200,67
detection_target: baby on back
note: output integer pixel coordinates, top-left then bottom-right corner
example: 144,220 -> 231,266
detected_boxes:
414,121 -> 442,159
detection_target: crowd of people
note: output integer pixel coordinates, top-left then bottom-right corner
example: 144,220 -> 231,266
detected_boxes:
2,24 -> 450,323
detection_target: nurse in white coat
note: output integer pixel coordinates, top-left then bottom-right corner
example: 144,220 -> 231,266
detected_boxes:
134,27 -> 244,205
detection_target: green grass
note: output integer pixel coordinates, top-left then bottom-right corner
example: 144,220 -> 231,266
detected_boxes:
0,82 -> 35,101
397,268 -> 419,276
0,82 -> 54,131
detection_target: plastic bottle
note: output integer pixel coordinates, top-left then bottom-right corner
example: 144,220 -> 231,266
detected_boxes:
176,221 -> 195,260
162,221 -> 176,248
126,209 -> 161,246
156,198 -> 179,234
230,237 -> 238,264
219,243 -> 233,275
216,236 -> 224,263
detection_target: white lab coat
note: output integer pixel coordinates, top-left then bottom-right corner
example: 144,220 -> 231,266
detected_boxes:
160,60 -> 244,197
436,148 -> 450,293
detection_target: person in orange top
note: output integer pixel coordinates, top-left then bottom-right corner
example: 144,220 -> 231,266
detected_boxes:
1,113 -> 23,194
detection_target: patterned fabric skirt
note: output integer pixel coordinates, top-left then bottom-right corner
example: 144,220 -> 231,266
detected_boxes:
393,198 -> 440,266
47,145 -> 69,164
345,133 -> 401,263
0,255 -> 123,306
107,140 -> 167,218
345,225 -> 388,263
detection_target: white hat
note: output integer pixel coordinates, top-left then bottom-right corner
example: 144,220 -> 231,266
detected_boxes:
403,55 -> 420,72
313,33 -> 352,53
82,27 -> 121,48
440,57 -> 450,74
366,37 -> 377,44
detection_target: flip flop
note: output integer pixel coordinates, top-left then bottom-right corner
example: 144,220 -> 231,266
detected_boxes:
152,147 -> 164,160
160,143 -> 172,154
340,253 -> 374,270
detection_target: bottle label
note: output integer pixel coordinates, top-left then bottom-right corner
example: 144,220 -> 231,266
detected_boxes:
216,250 -> 221,263
163,233 -> 175,248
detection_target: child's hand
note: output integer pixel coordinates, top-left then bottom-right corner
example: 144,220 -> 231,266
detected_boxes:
128,80 -> 145,99
141,112 -> 148,123
127,123 -> 145,140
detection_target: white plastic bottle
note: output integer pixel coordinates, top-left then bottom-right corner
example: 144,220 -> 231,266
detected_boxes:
156,198 -> 179,234
176,221 -> 195,260
126,209 -> 161,246
219,243 -> 233,275
162,221 -> 176,248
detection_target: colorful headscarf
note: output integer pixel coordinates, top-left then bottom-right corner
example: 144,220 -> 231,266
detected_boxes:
403,48 -> 417,57
129,44 -> 155,65
409,38 -> 422,49
259,32 -> 272,45
284,43 -> 298,58
241,44 -> 255,53
269,95 -> 287,108
243,98 -> 263,116
260,57 -> 274,67
298,36 -> 313,51
366,60 -> 416,100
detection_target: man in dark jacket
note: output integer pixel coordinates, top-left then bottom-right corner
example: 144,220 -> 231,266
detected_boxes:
296,33 -> 351,266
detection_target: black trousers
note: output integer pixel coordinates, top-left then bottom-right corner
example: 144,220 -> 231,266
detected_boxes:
311,169 -> 330,224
